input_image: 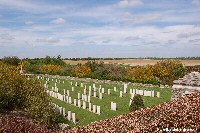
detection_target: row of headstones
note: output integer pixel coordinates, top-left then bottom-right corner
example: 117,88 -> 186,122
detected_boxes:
47,90 -> 101,115
130,89 -> 160,98
52,103 -> 76,123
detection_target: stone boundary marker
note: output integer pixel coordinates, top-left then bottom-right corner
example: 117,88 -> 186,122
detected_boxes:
172,71 -> 200,99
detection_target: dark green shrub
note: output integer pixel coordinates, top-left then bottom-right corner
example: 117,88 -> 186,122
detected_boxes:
129,94 -> 145,112
2,56 -> 21,66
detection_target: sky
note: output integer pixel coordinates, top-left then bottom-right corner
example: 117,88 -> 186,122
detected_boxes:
0,0 -> 200,58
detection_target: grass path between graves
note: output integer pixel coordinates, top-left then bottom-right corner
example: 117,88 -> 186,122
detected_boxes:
41,78 -> 172,127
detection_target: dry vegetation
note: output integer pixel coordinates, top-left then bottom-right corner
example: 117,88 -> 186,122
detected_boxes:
64,59 -> 200,66
70,92 -> 200,132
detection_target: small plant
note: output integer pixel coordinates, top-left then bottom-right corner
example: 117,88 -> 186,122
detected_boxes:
129,94 -> 145,112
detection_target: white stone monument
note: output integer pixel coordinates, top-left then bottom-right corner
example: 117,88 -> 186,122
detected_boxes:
72,113 -> 76,123
97,106 -> 101,115
83,101 -> 86,109
111,102 -> 116,111
157,92 -> 160,97
119,91 -> 123,97
78,100 -> 81,107
108,89 -> 111,95
67,111 -> 71,121
94,91 -> 97,97
74,99 -> 77,106
99,93 -> 102,99
124,83 -> 128,93
93,105 -> 96,113
89,103 -> 92,111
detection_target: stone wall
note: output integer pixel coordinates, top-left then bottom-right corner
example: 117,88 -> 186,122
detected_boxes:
172,72 -> 200,99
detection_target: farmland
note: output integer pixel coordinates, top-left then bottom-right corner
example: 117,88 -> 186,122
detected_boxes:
64,59 -> 200,66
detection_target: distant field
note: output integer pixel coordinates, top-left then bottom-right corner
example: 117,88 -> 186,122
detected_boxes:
64,59 -> 200,66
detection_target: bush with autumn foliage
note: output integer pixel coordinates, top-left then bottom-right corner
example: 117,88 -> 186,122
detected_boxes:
0,61 -> 59,128
73,64 -> 92,77
154,59 -> 186,85
22,56 -> 186,86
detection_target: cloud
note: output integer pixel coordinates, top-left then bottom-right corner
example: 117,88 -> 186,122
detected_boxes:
0,0 -> 68,13
192,0 -> 200,5
118,0 -> 143,8
51,18 -> 66,24
122,12 -> 163,24
25,21 -> 34,25
177,32 -> 200,38
0,33 -> 15,40
35,37 -> 60,43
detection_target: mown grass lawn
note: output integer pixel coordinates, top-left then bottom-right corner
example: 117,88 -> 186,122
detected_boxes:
40,77 -> 172,127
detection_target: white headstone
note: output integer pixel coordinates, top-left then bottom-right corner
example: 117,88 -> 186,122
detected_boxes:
102,88 -> 105,93
114,87 -> 117,92
157,92 -> 160,97
67,111 -> 71,121
111,102 -> 116,111
70,81 -> 73,85
93,105 -> 96,113
84,95 -> 87,101
94,91 -> 96,97
89,103 -> 92,111
82,94 -> 84,100
66,96 -> 69,103
108,89 -> 111,95
97,106 -> 101,115
72,87 -> 74,91
74,99 -> 77,106
83,101 -> 86,109
78,93 -> 80,99
89,86 -> 91,90
84,89 -> 87,95
81,83 -> 83,87
88,95 -> 91,102
69,97 -> 72,104
89,88 -> 92,96
151,90 -> 155,97
144,90 -> 151,97
72,113 -> 76,123
59,107 -> 62,115
93,84 -> 96,89
67,90 -> 70,96
75,82 -> 78,86
99,85 -> 102,89
78,100 -> 81,107
119,91 -> 123,97
130,89 -> 133,94
62,108 -> 66,117
124,83 -> 127,93
63,89 -> 66,95
99,93 -> 102,99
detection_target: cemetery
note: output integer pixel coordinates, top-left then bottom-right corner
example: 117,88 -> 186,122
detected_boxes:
38,75 -> 171,127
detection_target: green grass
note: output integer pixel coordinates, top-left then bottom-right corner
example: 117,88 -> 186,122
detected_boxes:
40,77 -> 172,127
